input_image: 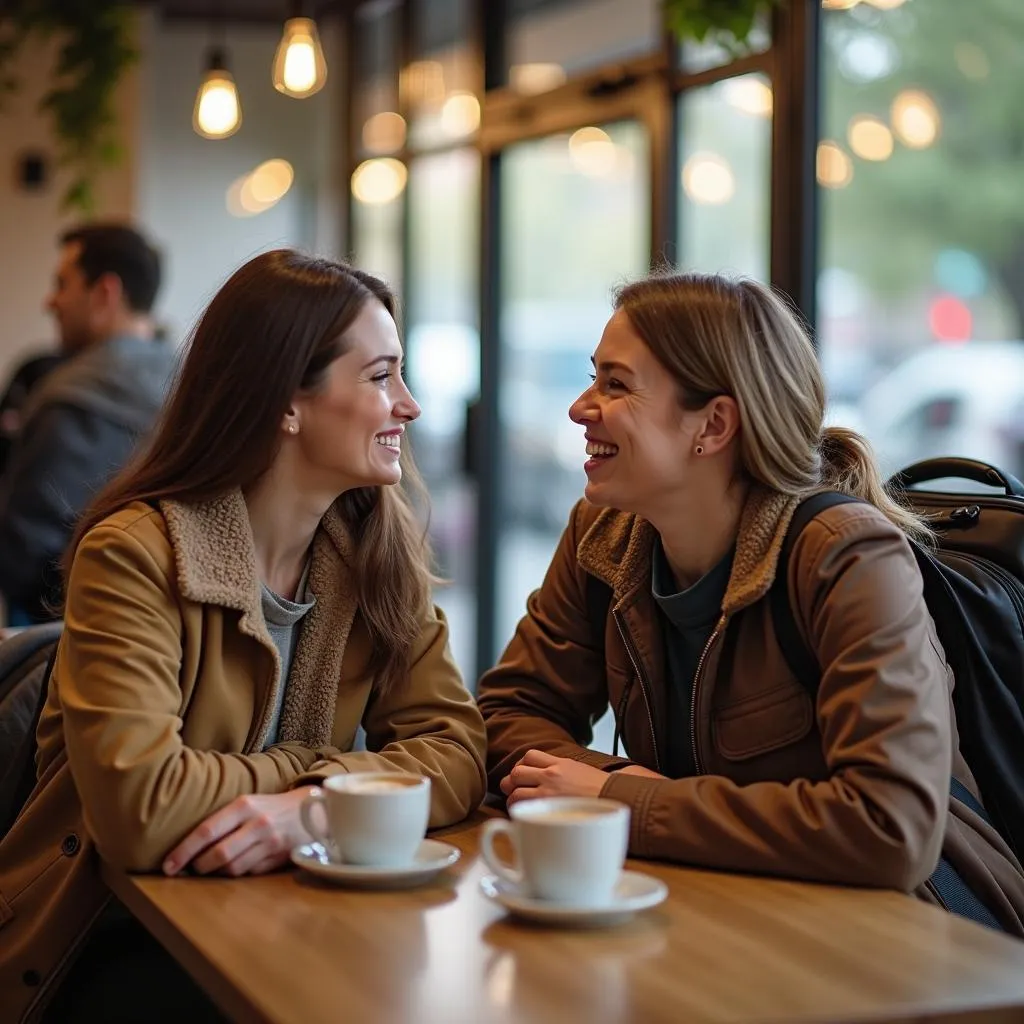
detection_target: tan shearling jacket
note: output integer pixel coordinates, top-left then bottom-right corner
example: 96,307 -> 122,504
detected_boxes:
479,488 -> 1024,933
0,492 -> 487,1021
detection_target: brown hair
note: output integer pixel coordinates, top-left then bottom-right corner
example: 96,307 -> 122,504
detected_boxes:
61,222 -> 162,313
68,249 -> 434,690
614,272 -> 931,541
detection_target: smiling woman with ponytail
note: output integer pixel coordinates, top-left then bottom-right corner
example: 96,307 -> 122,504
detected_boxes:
479,271 -> 1024,937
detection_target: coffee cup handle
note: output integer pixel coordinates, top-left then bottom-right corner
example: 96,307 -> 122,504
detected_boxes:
300,787 -> 333,852
480,819 -> 524,887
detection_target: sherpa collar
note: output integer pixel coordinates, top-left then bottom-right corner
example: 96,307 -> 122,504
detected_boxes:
160,489 -> 358,747
575,484 -> 802,617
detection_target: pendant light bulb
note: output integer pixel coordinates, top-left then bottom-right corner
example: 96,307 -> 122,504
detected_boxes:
193,48 -> 242,139
273,16 -> 327,98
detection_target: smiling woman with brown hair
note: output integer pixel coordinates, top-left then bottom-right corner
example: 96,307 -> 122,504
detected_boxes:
479,271 -> 1024,937
0,250 -> 486,1023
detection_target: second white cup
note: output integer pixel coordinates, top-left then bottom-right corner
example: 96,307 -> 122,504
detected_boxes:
300,772 -> 430,867
480,797 -> 630,906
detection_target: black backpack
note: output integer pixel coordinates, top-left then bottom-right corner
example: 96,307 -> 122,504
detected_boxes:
0,622 -> 62,837
771,457 -> 1024,875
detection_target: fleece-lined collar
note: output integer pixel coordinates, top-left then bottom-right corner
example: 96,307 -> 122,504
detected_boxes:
160,489 -> 358,748
575,484 -> 803,617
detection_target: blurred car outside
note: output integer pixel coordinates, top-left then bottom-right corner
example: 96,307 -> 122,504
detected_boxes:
839,341 -> 1024,488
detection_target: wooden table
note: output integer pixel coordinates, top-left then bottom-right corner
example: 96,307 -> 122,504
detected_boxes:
102,813 -> 1024,1024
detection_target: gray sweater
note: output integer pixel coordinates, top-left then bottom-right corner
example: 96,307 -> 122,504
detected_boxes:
0,334 -> 177,619
260,567 -> 316,748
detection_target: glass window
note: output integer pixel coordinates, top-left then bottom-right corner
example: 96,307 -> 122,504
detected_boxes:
406,149 -> 480,680
350,0 -> 404,292
406,0 -> 478,149
497,120 -> 650,749
350,169 -> 404,297
818,0 -> 1024,484
353,0 -> 403,161
677,72 -> 772,280
504,0 -> 662,93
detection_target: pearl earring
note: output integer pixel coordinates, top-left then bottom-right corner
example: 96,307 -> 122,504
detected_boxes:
694,445 -> 704,455
288,424 -> 298,434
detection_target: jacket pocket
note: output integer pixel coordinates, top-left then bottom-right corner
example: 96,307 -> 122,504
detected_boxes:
713,684 -> 814,761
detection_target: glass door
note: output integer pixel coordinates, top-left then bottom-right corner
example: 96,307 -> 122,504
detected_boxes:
495,119 -> 650,747
406,149 -> 480,680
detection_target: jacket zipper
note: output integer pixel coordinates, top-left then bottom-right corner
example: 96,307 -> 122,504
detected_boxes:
613,611 -> 661,772
690,615 -> 726,776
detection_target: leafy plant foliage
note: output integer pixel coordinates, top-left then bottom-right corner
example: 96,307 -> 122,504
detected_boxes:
0,1 -> 136,210
664,0 -> 782,54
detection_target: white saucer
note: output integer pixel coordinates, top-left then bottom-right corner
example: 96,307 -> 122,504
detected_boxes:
290,839 -> 461,888
479,869 -> 668,928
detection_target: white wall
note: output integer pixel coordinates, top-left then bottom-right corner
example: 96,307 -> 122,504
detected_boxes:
137,11 -> 344,342
0,9 -> 344,374
0,27 -> 140,379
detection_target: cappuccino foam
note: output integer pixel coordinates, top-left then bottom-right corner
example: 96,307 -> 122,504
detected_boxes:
347,778 -> 418,794
534,810 -> 606,824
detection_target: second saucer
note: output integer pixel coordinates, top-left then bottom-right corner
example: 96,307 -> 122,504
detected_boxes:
480,869 -> 667,928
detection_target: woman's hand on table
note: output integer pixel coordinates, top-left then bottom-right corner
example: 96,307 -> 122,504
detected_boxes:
500,749 -> 617,805
162,788 -> 315,878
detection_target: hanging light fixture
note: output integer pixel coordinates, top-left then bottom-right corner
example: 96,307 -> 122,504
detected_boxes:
193,3 -> 241,140
272,2 -> 328,99
193,46 -> 242,139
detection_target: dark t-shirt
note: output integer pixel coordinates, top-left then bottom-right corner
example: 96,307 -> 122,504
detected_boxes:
651,538 -> 734,778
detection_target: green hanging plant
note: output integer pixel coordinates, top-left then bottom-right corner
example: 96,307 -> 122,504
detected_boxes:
0,1 -> 137,212
664,0 -> 783,55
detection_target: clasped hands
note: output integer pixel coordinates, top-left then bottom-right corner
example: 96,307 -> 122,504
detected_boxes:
500,749 -> 665,807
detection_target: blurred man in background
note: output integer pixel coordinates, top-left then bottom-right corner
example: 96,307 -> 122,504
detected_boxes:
0,224 -> 176,624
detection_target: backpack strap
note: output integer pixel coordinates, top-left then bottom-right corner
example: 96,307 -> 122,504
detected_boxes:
769,491 -> 861,695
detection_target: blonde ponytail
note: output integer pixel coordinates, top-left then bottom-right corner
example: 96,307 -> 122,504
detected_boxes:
818,426 -> 933,543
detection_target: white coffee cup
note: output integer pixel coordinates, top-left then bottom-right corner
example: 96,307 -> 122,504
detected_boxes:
300,773 -> 430,867
480,797 -> 630,906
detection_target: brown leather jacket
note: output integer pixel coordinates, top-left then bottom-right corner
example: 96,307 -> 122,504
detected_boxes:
479,488 -> 1024,933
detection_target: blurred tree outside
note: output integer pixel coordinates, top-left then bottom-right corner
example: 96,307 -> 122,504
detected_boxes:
821,0 -> 1024,339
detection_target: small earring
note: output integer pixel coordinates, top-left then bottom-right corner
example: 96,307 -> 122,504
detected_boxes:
288,423 -> 298,435
694,445 -> 704,456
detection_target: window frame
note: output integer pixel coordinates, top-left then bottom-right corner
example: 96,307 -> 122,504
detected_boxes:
342,0 -> 823,677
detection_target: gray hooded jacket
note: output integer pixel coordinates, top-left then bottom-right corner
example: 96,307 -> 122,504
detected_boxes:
0,335 -> 177,618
